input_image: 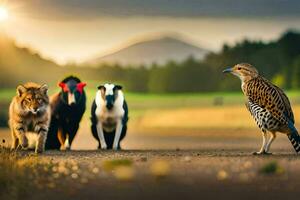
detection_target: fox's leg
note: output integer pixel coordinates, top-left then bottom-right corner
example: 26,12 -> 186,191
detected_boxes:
36,132 -> 47,153
11,130 -> 19,149
13,122 -> 28,148
35,122 -> 49,153
264,132 -> 276,153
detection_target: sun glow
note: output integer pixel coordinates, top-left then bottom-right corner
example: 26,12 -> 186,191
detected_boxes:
0,6 -> 8,21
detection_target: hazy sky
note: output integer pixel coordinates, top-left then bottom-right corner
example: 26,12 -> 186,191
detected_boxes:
1,0 -> 300,64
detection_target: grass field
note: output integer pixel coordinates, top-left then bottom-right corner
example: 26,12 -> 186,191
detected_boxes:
1,88 -> 300,130
1,88 -> 300,148
2,88 -> 300,109
1,88 -> 247,128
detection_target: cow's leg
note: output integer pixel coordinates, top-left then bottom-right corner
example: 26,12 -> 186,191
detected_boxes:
113,119 -> 123,150
96,122 -> 107,149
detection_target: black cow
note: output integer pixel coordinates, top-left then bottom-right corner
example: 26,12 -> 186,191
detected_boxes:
45,76 -> 86,150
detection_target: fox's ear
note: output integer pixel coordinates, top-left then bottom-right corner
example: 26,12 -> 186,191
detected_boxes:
17,85 -> 27,97
40,84 -> 48,95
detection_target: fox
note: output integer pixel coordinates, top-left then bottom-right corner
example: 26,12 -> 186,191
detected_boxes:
9,82 -> 51,153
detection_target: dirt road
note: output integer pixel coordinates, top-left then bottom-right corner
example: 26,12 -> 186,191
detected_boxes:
1,127 -> 300,200
21,148 -> 299,200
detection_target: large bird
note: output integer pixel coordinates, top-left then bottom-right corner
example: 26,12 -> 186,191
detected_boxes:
223,63 -> 300,154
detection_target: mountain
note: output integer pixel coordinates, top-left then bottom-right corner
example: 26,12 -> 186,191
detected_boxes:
0,32 -> 63,87
87,34 -> 210,66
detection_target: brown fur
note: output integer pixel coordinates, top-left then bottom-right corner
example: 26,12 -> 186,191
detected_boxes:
9,82 -> 51,153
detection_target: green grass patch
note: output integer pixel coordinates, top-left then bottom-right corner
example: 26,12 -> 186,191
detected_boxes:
102,159 -> 133,171
1,88 -> 299,122
0,103 -> 9,127
259,161 -> 285,175
0,89 -> 15,102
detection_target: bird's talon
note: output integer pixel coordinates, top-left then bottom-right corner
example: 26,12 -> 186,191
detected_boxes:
252,151 -> 272,155
252,152 -> 261,155
263,152 -> 272,155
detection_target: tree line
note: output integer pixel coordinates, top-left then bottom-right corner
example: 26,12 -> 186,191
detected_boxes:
67,30 -> 300,93
1,30 -> 300,93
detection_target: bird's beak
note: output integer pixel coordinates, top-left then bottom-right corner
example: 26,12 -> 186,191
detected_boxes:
222,67 -> 233,74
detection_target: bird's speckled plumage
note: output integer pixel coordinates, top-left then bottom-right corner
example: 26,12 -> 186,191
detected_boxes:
224,63 -> 300,154
243,76 -> 294,129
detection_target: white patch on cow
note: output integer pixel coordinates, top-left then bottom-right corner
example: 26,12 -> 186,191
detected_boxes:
95,89 -> 108,148
68,92 -> 76,105
113,119 -> 123,150
96,122 -> 107,149
95,90 -> 103,107
95,90 -> 104,117
95,84 -> 124,117
111,90 -> 125,150
104,83 -> 115,95
114,90 -> 125,116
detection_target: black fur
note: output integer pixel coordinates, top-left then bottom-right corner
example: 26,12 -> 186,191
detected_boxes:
90,99 -> 129,149
45,76 -> 86,150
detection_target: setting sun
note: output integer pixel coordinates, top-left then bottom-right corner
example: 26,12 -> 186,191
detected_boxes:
0,6 -> 8,21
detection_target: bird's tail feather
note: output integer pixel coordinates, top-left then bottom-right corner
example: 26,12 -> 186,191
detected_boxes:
288,134 -> 300,153
287,122 -> 300,153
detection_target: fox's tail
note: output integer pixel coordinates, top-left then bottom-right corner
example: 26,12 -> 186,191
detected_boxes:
287,121 -> 300,153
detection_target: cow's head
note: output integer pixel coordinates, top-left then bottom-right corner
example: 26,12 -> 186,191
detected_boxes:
97,83 -> 122,110
59,76 -> 86,106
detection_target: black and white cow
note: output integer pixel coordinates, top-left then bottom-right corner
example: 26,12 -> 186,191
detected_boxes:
91,83 -> 128,150
45,76 -> 86,150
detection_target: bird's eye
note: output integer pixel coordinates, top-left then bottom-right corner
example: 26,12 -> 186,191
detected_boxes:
237,67 -> 241,70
